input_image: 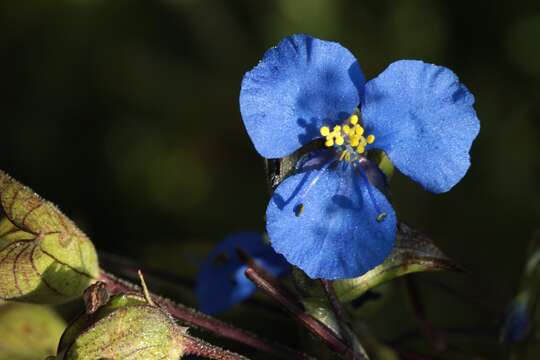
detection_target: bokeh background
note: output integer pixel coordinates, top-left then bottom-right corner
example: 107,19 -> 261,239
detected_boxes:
1,0 -> 539,358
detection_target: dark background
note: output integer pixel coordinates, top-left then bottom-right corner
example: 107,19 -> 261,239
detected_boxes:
1,0 -> 539,358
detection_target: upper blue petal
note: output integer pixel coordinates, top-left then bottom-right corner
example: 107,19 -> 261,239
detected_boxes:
196,232 -> 290,314
361,60 -> 480,193
266,160 -> 396,279
240,34 -> 365,158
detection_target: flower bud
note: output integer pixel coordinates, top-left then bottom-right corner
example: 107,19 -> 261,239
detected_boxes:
0,302 -> 66,360
56,293 -> 186,359
0,171 -> 99,304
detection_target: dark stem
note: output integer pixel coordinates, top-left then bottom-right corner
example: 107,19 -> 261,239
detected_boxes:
99,249 -> 283,314
183,334 -> 249,360
404,276 -> 447,351
99,271 -> 311,360
320,280 -> 348,337
245,266 -> 366,360
320,280 -> 369,358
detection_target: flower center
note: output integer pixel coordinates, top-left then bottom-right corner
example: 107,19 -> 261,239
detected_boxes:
319,114 -> 375,162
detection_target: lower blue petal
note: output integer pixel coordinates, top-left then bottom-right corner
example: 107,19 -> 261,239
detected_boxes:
196,232 -> 290,314
240,34 -> 365,158
361,60 -> 480,193
266,161 -> 396,279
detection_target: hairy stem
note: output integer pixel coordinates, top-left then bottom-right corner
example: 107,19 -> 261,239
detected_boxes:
183,334 -> 249,360
99,270 -> 311,360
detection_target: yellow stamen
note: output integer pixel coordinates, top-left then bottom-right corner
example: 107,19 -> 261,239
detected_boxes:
318,113 -> 375,162
320,126 -> 330,136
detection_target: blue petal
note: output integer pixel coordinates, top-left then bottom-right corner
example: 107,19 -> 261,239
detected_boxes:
240,34 -> 365,158
196,232 -> 290,314
266,161 -> 396,279
500,299 -> 530,343
361,60 -> 480,193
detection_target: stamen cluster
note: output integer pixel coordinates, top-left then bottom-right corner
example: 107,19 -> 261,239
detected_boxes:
320,114 -> 375,160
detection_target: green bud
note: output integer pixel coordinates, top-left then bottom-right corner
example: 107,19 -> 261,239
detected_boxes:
0,170 -> 99,304
56,293 -> 186,360
0,302 -> 66,360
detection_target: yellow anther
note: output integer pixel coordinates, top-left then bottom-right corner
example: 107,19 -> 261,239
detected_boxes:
319,114 -> 373,160
360,137 -> 367,146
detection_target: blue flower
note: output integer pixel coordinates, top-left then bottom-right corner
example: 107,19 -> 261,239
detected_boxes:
500,295 -> 530,343
196,232 -> 290,314
240,34 -> 480,280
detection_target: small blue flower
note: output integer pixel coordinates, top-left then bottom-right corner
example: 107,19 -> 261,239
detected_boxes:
240,34 -> 480,280
500,295 -> 530,343
196,232 -> 290,314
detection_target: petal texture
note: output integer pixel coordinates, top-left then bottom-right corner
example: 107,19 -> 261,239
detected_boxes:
196,232 -> 289,314
361,60 -> 480,193
240,34 -> 365,158
266,161 -> 396,279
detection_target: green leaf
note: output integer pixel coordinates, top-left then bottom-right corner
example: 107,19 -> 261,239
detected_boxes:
0,302 -> 66,360
0,170 -> 99,304
334,222 -> 461,302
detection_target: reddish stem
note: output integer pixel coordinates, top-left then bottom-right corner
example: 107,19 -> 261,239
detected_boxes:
183,334 -> 249,360
404,276 -> 447,351
99,271 -> 311,360
320,280 -> 348,334
245,266 -> 366,360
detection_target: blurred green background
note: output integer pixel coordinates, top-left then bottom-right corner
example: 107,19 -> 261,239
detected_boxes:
1,0 -> 539,358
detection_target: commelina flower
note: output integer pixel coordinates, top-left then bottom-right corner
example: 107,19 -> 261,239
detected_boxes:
196,232 -> 290,314
239,34 -> 480,280
500,294 -> 530,343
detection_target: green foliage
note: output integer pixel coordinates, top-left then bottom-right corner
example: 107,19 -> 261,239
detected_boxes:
0,170 -> 99,304
0,302 -> 65,360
